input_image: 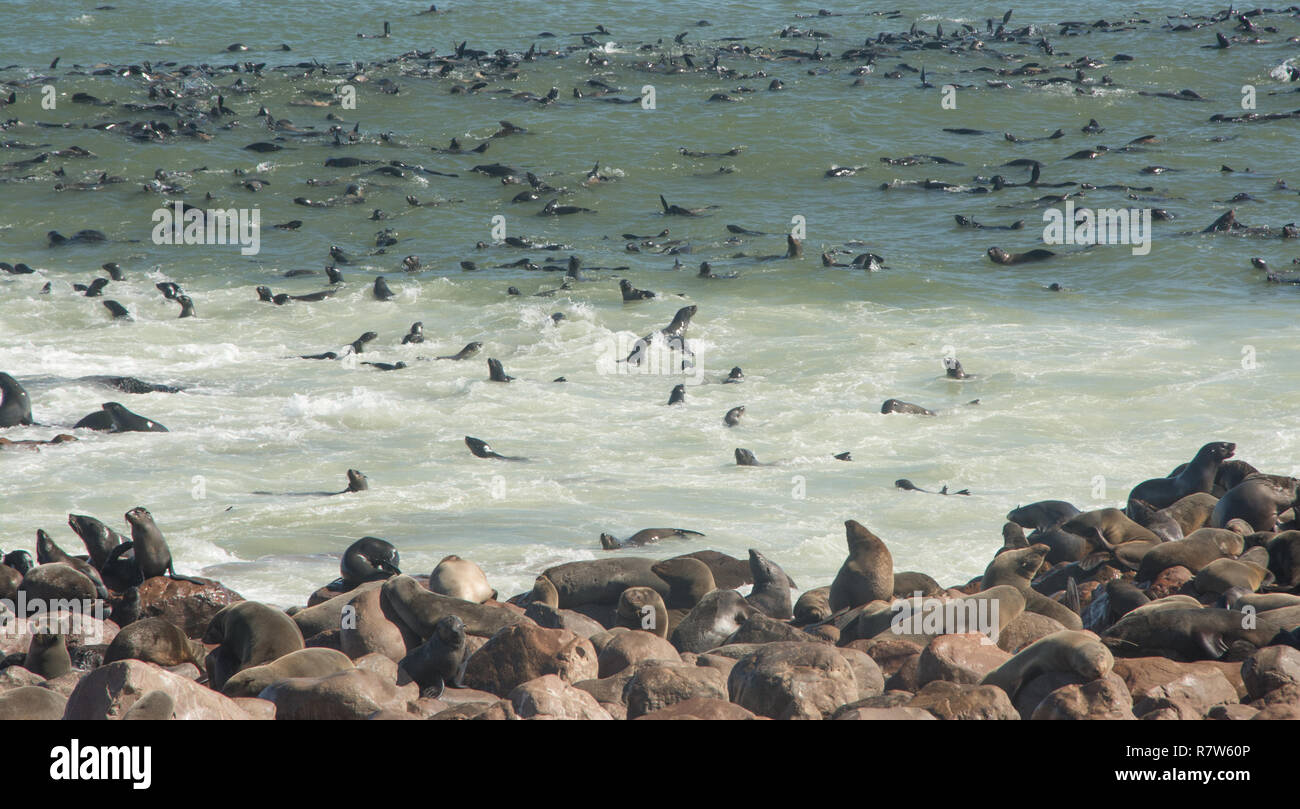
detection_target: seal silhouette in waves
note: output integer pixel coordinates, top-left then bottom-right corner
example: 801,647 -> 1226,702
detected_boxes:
464,436 -> 527,461
0,373 -> 33,427
74,402 -> 167,432
600,528 -> 704,550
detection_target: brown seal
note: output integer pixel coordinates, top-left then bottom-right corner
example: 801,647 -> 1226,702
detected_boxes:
829,520 -> 894,611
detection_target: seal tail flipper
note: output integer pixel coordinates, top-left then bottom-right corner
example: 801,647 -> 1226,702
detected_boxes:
659,194 -> 670,213
165,562 -> 206,585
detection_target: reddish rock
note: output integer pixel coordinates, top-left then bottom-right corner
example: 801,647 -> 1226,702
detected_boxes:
461,624 -> 598,697
623,662 -> 728,718
1145,566 -> 1193,600
260,668 -> 414,720
1208,703 -> 1259,720
1031,673 -> 1135,720
136,576 -> 243,639
1113,658 -> 1239,717
835,646 -> 886,699
508,675 -> 612,720
634,697 -> 759,720
727,642 -> 858,720
845,637 -> 923,678
835,706 -> 936,720
64,660 -> 250,720
1241,646 -> 1300,701
908,680 -> 1018,720
917,633 -> 1012,686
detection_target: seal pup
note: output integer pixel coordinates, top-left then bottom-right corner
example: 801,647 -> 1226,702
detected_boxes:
340,537 -> 401,586
464,436 -> 527,461
35,530 -> 109,599
104,617 -> 206,668
436,342 -> 482,360
399,614 -> 468,698
829,520 -> 894,611
73,402 -> 167,432
0,373 -> 34,427
101,507 -> 205,585
599,528 -> 704,550
745,549 -> 794,619
428,555 -> 495,603
24,634 -> 72,679
1126,442 -> 1236,509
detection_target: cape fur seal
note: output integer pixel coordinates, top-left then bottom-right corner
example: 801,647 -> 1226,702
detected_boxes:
399,615 -> 469,698
202,601 -> 306,691
428,555 -> 495,603
745,549 -> 794,619
829,520 -> 894,611
600,528 -> 703,549
1126,442 -> 1236,509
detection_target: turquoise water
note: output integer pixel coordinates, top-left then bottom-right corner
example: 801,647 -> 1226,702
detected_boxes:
1,1 -> 1298,606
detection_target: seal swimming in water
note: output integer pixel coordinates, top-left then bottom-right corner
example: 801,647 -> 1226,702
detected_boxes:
73,402 -> 167,432
254,469 -> 368,496
0,373 -> 33,427
1126,442 -> 1236,510
101,507 -> 205,585
487,358 -> 514,382
600,528 -> 704,550
829,520 -> 894,611
340,537 -> 401,587
724,405 -> 745,426
880,399 -> 935,415
464,435 -> 527,461
436,342 -> 482,360
987,246 -> 1055,264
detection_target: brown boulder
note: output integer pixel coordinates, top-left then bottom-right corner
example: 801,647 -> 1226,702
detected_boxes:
260,668 -> 414,720
727,642 -> 858,720
1030,673 -> 1135,719
508,674 -> 613,720
907,680 -> 1018,720
1113,657 -> 1239,717
623,662 -> 728,718
0,686 -> 67,720
136,576 -> 242,639
634,697 -> 759,720
917,633 -> 1012,686
63,660 -> 250,720
996,612 -> 1067,654
1241,646 -> 1300,701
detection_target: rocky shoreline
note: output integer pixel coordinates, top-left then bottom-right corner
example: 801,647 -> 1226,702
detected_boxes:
1,442 -> 1298,720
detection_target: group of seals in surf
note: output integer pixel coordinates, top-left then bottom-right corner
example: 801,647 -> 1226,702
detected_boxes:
2,439 -> 1299,719
3,6 -> 1300,718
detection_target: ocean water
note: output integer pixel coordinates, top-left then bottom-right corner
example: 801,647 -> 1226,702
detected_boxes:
1,1 -> 1298,607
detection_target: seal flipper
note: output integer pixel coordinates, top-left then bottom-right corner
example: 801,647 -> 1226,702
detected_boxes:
103,540 -> 144,586
1196,630 -> 1229,660
1065,577 -> 1081,616
420,677 -> 445,700
165,561 -> 206,585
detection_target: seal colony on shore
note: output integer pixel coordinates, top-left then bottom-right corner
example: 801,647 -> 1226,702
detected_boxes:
0,439 -> 1297,720
3,4 -> 1300,721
